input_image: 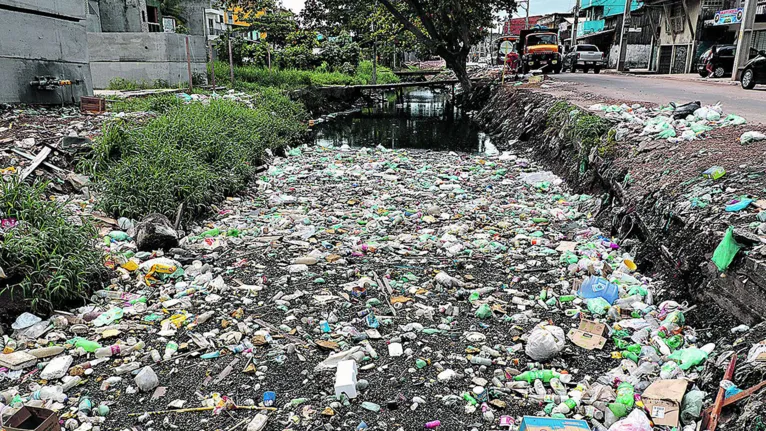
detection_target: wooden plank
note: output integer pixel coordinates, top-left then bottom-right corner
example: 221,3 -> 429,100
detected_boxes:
19,147 -> 52,180
702,353 -> 737,431
10,148 -> 66,172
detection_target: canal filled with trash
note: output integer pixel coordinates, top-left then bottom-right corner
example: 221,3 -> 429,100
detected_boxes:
3,87 -> 756,431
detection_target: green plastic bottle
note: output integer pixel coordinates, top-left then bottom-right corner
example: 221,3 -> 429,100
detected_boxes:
514,370 -> 560,384
200,227 -> 220,238
72,338 -> 101,353
615,382 -> 635,410
665,334 -> 684,350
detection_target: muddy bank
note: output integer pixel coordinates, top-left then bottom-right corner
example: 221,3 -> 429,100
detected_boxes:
473,84 -> 766,327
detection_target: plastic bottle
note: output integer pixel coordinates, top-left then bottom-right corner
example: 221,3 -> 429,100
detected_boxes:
553,398 -> 579,415
550,378 -> 567,396
163,341 -> 178,360
95,341 -> 144,358
31,386 -> 67,402
72,338 -> 102,353
470,356 -> 493,366
78,395 -> 93,414
200,227 -> 220,238
424,420 -> 441,429
615,382 -> 635,410
150,349 -> 162,363
514,370 -> 561,384
114,362 -> 141,375
61,376 -> 83,392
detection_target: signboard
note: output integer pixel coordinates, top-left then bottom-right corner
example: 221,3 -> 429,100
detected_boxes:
499,41 -> 514,55
628,27 -> 642,33
713,8 -> 744,25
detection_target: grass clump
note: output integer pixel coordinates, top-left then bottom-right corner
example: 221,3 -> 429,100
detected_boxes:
108,93 -> 184,113
84,93 -> 307,221
0,180 -> 105,312
107,77 -> 172,91
214,60 -> 399,90
545,101 -> 612,171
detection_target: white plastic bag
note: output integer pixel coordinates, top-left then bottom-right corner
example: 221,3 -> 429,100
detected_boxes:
609,409 -> 653,431
525,325 -> 566,360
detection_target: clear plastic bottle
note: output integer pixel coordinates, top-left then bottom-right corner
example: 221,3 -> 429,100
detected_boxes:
31,386 -> 67,402
95,341 -> 145,358
163,341 -> 178,360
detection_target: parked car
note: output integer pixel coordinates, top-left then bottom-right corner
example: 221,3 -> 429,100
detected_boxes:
563,44 -> 605,73
697,45 -> 736,78
741,50 -> 766,89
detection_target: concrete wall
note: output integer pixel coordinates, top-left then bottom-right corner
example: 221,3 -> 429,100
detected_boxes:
88,32 -> 208,88
608,44 -> 652,69
97,0 -> 147,32
179,0 -> 212,37
87,0 -> 102,32
0,0 -> 93,104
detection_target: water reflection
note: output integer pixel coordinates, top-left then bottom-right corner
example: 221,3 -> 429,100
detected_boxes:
313,88 -> 491,152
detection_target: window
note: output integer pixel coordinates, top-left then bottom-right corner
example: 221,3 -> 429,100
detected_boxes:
577,45 -> 599,52
527,34 -> 558,46
147,6 -> 161,32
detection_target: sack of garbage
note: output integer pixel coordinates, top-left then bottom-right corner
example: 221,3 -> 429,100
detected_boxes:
525,324 -> 566,361
740,131 -> 766,144
707,111 -> 721,121
680,390 -> 706,425
724,114 -> 746,125
671,101 -> 701,120
681,130 -> 696,141
693,107 -> 710,120
658,128 -> 677,139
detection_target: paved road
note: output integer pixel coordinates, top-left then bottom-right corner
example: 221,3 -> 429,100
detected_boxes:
551,73 -> 766,124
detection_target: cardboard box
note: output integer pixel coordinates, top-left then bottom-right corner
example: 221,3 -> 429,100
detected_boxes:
518,416 -> 591,431
4,406 -> 61,431
642,379 -> 688,427
567,319 -> 607,350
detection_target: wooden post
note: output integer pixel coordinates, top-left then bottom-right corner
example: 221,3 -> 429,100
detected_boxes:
185,35 -> 193,92
228,38 -> 235,88
209,41 -> 216,90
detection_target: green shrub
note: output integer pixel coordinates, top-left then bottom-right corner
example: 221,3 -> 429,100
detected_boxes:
213,60 -> 399,90
0,180 -> 106,312
85,95 -> 307,221
107,78 -> 173,91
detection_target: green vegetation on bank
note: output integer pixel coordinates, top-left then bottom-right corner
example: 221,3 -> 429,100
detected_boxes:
0,180 -> 106,312
213,60 -> 399,90
546,101 -> 613,171
84,90 -> 307,221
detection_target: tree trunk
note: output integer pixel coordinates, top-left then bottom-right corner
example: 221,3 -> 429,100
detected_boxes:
443,53 -> 472,99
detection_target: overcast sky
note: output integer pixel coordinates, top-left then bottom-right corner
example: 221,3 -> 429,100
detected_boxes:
282,0 -> 578,20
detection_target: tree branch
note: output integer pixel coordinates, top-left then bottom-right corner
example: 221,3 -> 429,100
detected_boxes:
403,0 -> 441,43
377,0 -> 435,49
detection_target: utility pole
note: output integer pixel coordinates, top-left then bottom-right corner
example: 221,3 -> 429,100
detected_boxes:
617,0 -> 633,71
209,41 -> 216,90
228,38 -> 235,87
372,0 -> 378,85
525,0 -> 530,30
571,0 -> 581,48
185,35 -> 193,92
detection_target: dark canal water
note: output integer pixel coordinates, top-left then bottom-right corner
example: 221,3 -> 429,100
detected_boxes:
312,88 -> 493,152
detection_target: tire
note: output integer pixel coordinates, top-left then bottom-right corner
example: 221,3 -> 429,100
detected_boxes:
522,64 -> 530,75
698,70 -> 709,77
594,68 -> 601,74
713,65 -> 726,78
742,68 -> 756,89
553,66 -> 561,74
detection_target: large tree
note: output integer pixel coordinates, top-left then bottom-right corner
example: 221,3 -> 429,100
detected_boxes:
303,0 -> 517,95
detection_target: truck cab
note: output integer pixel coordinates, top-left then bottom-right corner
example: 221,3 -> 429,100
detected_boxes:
518,29 -> 562,74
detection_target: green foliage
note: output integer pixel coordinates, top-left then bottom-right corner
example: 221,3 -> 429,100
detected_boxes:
545,101 -> 613,170
107,78 -> 172,91
84,95 -> 307,221
108,94 -> 184,113
276,45 -> 320,70
214,60 -> 399,89
0,179 -> 106,312
320,33 -> 361,73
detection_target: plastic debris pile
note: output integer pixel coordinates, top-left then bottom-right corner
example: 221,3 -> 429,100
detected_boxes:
0,144 -> 750,431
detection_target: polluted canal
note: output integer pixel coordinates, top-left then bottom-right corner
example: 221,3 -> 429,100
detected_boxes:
1,88 -> 745,431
